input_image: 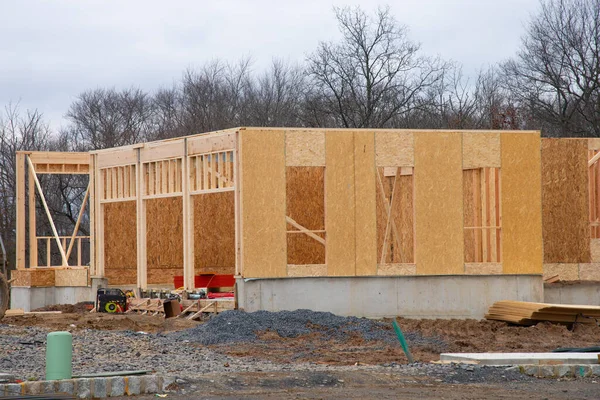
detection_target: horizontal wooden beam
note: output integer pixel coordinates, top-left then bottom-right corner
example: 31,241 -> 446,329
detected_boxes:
188,133 -> 236,155
24,151 -> 90,165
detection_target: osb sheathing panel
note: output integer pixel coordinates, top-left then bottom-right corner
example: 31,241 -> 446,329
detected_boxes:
55,269 -> 89,287
193,192 -> 235,275
414,132 -> 464,274
543,263 -> 580,281
589,138 -> 600,151
464,263 -> 502,275
326,131 -> 356,276
240,129 -> 287,278
287,233 -> 325,265
462,132 -> 501,169
376,169 -> 414,264
287,264 -> 327,277
354,131 -> 377,276
285,130 -> 325,166
10,269 -> 55,287
541,139 -> 590,263
377,263 -> 416,275
501,132 -> 543,274
591,239 -> 600,262
286,167 -> 325,230
578,263 -> 600,280
375,131 -> 413,167
146,197 -> 183,285
104,201 -> 137,286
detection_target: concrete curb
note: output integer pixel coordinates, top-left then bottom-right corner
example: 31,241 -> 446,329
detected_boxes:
515,364 -> 600,378
0,374 -> 176,398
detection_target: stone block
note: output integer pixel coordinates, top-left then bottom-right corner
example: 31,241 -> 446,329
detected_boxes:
57,379 -> 75,395
126,376 -> 141,396
75,378 -> 91,399
108,377 -> 125,397
142,375 -> 159,394
91,378 -> 107,398
4,383 -> 22,395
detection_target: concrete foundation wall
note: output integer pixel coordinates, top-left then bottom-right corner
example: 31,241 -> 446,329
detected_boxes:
236,275 -> 543,319
544,283 -> 600,306
10,278 -> 107,312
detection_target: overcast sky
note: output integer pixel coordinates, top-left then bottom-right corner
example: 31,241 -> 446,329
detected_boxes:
0,0 -> 540,132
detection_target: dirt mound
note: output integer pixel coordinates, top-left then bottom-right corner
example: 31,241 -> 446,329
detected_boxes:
32,302 -> 93,313
4,312 -> 199,333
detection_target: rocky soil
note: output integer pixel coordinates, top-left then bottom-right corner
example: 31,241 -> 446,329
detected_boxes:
1,308 -> 600,399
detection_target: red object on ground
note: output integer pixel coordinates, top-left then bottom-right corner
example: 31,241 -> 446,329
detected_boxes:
174,274 -> 235,289
207,292 -> 235,299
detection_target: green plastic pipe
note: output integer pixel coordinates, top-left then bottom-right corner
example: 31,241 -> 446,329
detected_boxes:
392,319 -> 414,363
46,331 -> 73,380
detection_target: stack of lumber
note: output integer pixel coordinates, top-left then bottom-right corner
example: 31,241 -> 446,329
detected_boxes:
486,301 -> 600,325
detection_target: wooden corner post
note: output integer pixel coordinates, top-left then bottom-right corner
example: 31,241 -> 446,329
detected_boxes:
16,152 -> 26,270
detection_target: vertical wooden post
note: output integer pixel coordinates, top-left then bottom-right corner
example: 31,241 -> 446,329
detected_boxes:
89,154 -> 96,276
95,155 -> 105,277
136,150 -> 147,289
183,139 -> 195,290
28,160 -> 37,267
16,152 -> 26,269
234,131 -> 242,276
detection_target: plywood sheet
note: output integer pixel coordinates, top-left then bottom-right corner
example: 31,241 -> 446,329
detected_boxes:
542,263 -> 579,281
287,264 -> 327,277
462,132 -> 501,169
541,139 -> 590,263
326,131 -> 356,276
591,239 -> 600,262
377,263 -> 416,275
464,263 -> 502,275
578,263 -> 600,281
146,197 -> 183,285
414,131 -> 464,274
502,132 -> 543,274
240,129 -> 287,278
375,131 -> 413,167
193,192 -> 235,275
104,201 -> 137,285
10,269 -> 55,287
287,232 -> 326,265
285,130 -> 325,166
589,138 -> 600,151
55,269 -> 89,287
286,167 -> 325,230
376,169 -> 414,264
354,131 -> 377,275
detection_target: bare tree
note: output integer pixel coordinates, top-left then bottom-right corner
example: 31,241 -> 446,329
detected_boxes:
501,0 -> 600,137
65,87 -> 155,150
306,6 -> 450,128
0,104 -> 52,270
246,59 -> 306,127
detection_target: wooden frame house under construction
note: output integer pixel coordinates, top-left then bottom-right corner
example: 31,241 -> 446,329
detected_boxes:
13,128 -> 546,318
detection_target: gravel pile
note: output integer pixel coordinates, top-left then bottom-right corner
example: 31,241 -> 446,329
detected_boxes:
171,309 -> 447,349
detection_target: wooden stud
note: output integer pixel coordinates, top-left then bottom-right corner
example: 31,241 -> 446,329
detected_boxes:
16,153 -> 25,269
28,164 -> 37,267
136,149 -> 147,289
89,154 -> 96,276
183,139 -> 195,290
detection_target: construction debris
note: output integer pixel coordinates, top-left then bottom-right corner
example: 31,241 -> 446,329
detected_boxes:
485,300 -> 600,325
